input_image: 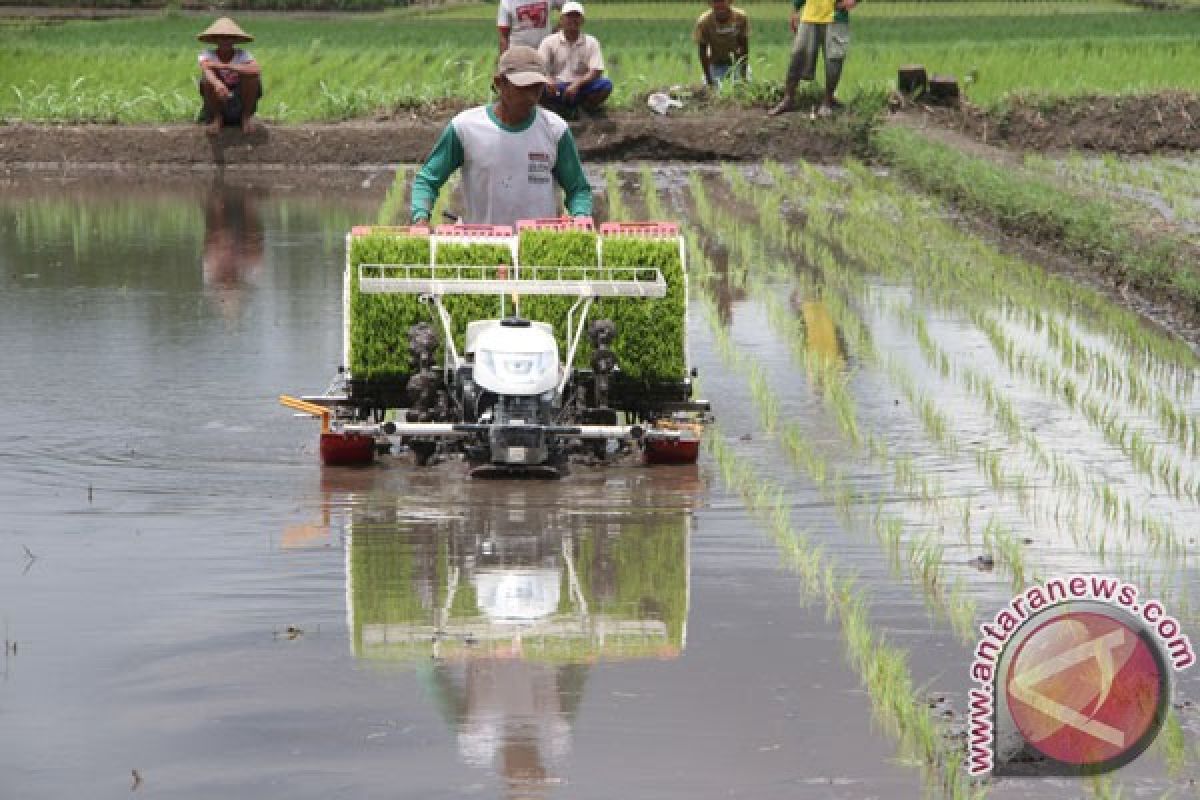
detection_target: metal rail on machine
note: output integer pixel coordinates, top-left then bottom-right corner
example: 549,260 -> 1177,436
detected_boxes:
357,263 -> 667,298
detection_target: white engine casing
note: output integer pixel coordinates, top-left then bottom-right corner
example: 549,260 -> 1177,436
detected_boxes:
471,321 -> 560,396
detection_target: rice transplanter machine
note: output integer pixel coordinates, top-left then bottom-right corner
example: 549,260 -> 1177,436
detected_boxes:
280,219 -> 710,477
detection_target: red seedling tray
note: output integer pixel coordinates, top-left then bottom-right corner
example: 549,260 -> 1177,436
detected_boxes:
599,221 -> 679,238
516,216 -> 595,232
434,223 -> 514,237
350,225 -> 430,237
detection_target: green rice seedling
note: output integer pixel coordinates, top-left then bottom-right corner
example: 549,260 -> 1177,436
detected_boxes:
873,127 -> 1200,373
748,362 -> 779,433
430,173 -> 458,226
946,579 -> 977,644
638,166 -> 670,222
605,166 -> 629,223
782,163 -> 1185,561
515,229 -> 602,361
599,235 -> 687,381
909,532 -> 944,592
697,173 -> 1041,603
348,231 -> 432,380
375,167 -> 409,227
518,229 -> 598,272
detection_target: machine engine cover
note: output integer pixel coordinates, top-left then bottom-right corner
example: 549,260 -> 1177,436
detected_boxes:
471,320 -> 560,396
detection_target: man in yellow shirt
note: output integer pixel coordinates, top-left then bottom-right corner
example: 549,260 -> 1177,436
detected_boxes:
768,0 -> 856,117
693,0 -> 750,88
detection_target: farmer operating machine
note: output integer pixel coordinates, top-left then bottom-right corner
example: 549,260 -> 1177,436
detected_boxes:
281,217 -> 709,476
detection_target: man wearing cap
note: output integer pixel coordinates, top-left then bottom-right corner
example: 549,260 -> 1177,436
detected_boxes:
538,2 -> 611,115
410,46 -> 592,228
196,17 -> 262,135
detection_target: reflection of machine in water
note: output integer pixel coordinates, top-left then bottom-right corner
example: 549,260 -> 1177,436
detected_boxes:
334,471 -> 695,795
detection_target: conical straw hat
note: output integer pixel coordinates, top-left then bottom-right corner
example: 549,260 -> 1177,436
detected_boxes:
197,17 -> 254,43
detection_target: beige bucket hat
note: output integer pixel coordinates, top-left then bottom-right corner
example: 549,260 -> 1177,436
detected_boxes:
197,17 -> 254,44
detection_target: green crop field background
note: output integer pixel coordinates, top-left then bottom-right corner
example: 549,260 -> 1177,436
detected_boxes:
0,1 -> 1197,122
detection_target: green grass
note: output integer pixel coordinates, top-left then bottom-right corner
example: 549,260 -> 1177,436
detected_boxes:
873,125 -> 1200,311
1,2 -> 1197,121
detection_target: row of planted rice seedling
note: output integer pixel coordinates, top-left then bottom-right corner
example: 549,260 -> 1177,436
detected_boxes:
807,161 -> 1199,543
689,239 -> 980,798
713,159 -> 1195,613
690,167 -> 1036,593
739,159 -> 1199,617
688,163 -> 1200,789
704,427 -> 977,798
873,126 -> 1200,375
682,175 -> 1012,622
691,231 -> 985,637
347,222 -> 686,383
1023,152 -> 1200,236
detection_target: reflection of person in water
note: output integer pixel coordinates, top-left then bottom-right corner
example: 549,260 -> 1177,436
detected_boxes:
203,183 -> 264,316
429,655 -> 586,797
791,287 -> 847,369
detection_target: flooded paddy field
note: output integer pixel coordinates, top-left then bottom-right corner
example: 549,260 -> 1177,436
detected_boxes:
2,163 -> 1199,798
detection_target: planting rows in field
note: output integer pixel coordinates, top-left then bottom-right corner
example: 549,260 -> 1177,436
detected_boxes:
605,159 -> 1199,791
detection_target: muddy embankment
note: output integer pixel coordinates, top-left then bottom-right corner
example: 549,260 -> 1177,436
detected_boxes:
3,94 -> 1197,168
0,108 -> 853,168
910,92 -> 1200,154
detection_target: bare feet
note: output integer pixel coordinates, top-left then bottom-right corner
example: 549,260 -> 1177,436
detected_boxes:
241,115 -> 262,135
205,117 -> 223,136
767,100 -> 795,117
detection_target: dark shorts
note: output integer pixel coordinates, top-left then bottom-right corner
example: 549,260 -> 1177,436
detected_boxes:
547,77 -> 613,109
197,80 -> 262,124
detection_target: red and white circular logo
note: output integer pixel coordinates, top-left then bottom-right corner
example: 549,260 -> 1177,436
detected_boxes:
1005,610 -> 1167,771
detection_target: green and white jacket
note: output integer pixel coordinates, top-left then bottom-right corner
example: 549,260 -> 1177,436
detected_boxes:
411,105 -> 592,227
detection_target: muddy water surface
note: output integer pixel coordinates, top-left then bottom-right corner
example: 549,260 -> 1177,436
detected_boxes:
4,164 -> 1200,799
1,172 -> 924,799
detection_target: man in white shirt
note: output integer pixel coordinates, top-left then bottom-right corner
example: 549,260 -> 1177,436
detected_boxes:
410,47 -> 592,228
538,2 -> 611,115
497,0 -> 562,52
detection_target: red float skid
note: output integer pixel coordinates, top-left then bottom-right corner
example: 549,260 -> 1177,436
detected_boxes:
642,437 -> 701,465
319,431 -> 376,467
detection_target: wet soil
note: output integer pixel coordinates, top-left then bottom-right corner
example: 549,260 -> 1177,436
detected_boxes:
906,91 -> 1200,155
0,107 -> 855,168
